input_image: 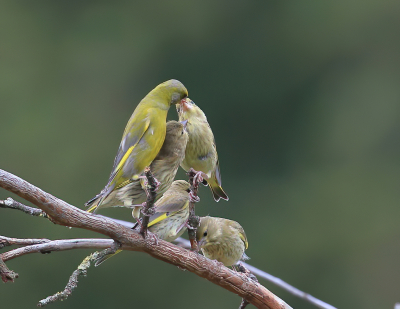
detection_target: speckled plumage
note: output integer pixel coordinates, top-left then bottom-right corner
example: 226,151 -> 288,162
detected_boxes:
86,120 -> 188,218
176,99 -> 228,202
196,216 -> 249,267
147,180 -> 191,241
94,180 -> 191,266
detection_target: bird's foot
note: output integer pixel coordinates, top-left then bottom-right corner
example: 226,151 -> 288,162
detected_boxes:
189,191 -> 200,203
193,171 -> 204,186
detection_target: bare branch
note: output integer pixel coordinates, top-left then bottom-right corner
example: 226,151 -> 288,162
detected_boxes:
175,237 -> 336,309
37,252 -> 100,307
0,197 -> 48,217
140,167 -> 158,237
0,195 -> 335,309
1,239 -> 115,262
0,236 -> 50,248
0,258 -> 19,282
186,168 -> 203,250
0,169 -> 289,309
243,263 -> 337,309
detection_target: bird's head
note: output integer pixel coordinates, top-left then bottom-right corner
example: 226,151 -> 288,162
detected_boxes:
176,98 -> 206,121
158,79 -> 188,105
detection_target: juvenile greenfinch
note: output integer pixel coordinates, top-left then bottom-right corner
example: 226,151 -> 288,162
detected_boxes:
86,120 -> 189,218
196,216 -> 249,267
95,180 -> 191,266
176,98 -> 228,202
86,80 -> 188,214
145,180 -> 191,241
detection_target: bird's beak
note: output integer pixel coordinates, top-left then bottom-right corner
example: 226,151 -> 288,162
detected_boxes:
180,120 -> 188,130
176,98 -> 186,113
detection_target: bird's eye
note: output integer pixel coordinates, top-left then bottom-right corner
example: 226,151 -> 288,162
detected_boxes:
203,231 -> 208,237
186,188 -> 191,193
181,130 -> 184,135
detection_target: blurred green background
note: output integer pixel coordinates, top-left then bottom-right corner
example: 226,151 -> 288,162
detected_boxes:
1,1 -> 400,308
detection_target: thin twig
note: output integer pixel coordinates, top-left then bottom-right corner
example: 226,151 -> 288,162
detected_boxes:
0,258 -> 19,282
37,251 -> 100,307
0,197 -> 48,217
140,167 -> 158,238
186,168 -> 201,251
239,298 -> 250,309
174,237 -> 336,309
243,263 -> 337,309
0,236 -> 50,248
1,239 -> 115,262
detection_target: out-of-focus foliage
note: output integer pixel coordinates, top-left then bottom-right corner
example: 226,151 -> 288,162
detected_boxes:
1,1 -> 400,308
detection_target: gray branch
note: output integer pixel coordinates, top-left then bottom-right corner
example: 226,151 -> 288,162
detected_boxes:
0,169 -> 288,309
0,236 -> 50,248
37,252 -> 100,307
0,197 -> 48,217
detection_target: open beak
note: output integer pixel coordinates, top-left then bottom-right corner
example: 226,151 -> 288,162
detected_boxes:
180,120 -> 188,130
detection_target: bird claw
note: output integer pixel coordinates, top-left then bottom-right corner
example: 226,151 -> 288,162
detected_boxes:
189,191 -> 200,203
148,232 -> 159,245
193,171 -> 204,186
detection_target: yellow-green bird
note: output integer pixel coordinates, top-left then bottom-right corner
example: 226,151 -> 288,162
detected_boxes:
86,80 -> 188,214
196,216 -> 249,267
95,180 -> 191,266
86,120 -> 189,218
176,98 -> 228,202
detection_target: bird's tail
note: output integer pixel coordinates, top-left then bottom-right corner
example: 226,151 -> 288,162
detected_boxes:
95,250 -> 122,267
207,178 -> 229,202
85,195 -> 101,213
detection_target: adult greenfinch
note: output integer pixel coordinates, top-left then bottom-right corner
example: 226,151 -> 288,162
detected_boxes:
176,98 -> 228,202
95,180 -> 191,266
86,120 -> 189,218
196,216 -> 249,267
86,80 -> 188,214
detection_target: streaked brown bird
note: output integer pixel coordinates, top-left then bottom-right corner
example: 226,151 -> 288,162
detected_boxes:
95,180 -> 191,266
176,98 -> 228,202
196,216 -> 249,267
86,120 -> 189,219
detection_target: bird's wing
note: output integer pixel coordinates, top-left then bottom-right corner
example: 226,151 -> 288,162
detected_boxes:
238,227 -> 249,250
148,198 -> 189,227
155,196 -> 189,213
107,117 -> 151,186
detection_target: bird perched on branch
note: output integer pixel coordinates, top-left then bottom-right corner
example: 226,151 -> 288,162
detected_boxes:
196,216 -> 249,267
95,180 -> 191,266
86,120 -> 189,218
144,180 -> 191,241
176,98 -> 228,202
85,80 -> 188,216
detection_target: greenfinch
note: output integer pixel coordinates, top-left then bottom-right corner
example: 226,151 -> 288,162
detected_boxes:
176,98 -> 228,202
95,180 -> 191,266
86,120 -> 189,218
145,180 -> 191,241
86,80 -> 188,214
196,216 -> 249,267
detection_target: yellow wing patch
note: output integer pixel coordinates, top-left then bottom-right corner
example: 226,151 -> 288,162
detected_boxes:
115,146 -> 135,172
86,204 -> 97,213
239,232 -> 248,249
148,213 -> 169,227
111,119 -> 150,180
